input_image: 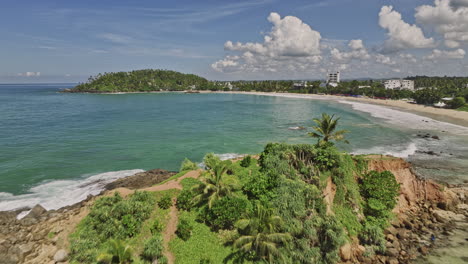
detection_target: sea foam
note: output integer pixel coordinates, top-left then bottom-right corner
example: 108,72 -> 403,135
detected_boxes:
352,142 -> 418,158
0,169 -> 144,217
339,101 -> 468,134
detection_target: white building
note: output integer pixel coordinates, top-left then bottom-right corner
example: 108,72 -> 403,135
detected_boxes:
384,79 -> 414,90
327,72 -> 340,84
293,81 -> 308,89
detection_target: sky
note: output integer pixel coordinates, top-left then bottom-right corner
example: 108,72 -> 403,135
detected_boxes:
1,0 -> 468,82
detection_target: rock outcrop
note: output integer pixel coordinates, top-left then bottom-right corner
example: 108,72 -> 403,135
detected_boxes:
340,155 -> 468,264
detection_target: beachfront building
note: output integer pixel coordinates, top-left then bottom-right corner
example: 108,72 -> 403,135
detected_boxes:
384,79 -> 414,90
293,81 -> 308,89
327,72 -> 340,84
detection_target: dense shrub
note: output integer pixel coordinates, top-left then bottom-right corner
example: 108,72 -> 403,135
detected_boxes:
176,190 -> 194,211
69,191 -> 155,263
158,195 -> 173,209
239,155 -> 253,167
176,219 -> 193,241
359,223 -> 386,254
206,196 -> 251,230
448,96 -> 466,109
203,153 -> 222,170
360,170 -> 400,227
141,235 -> 165,262
180,158 -> 199,171
150,219 -> 164,234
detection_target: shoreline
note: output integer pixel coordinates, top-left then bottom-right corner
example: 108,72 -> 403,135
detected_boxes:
211,91 -> 468,128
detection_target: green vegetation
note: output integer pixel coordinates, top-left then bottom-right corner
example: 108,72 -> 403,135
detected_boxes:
176,218 -> 194,241
69,113 -> 403,263
447,96 -> 466,109
69,190 -> 175,263
97,239 -> 133,264
71,69 -> 215,93
170,211 -> 234,264
158,195 -> 173,210
180,158 -> 199,171
309,113 -> 349,146
141,235 -> 166,263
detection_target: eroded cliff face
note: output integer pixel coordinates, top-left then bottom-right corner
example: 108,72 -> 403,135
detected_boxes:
340,155 -> 468,264
366,155 -> 461,213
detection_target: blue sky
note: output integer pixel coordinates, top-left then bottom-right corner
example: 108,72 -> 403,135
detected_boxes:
1,0 -> 467,82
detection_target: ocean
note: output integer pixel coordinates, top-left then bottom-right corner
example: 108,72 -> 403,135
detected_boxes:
1,84 -> 468,212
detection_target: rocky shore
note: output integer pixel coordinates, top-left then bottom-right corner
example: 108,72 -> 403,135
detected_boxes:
0,169 -> 175,264
339,157 -> 468,264
0,160 -> 466,264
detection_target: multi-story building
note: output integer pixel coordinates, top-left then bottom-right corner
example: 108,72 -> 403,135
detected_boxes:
401,80 -> 414,90
384,79 -> 414,90
327,72 -> 340,84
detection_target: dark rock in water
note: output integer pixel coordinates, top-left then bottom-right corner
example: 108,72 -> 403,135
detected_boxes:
24,205 -> 47,220
105,169 -> 176,190
431,135 -> 440,140
416,150 -> 438,156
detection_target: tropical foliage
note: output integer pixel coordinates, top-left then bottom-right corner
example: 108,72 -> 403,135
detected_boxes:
309,113 -> 349,146
69,114 -> 404,263
71,69 -> 214,92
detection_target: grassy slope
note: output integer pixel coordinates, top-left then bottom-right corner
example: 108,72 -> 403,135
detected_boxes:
127,189 -> 179,261
169,211 -> 233,264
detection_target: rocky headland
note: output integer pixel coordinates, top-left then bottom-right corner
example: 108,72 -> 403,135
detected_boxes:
0,158 -> 466,264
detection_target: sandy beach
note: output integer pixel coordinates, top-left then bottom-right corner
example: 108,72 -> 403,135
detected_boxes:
213,91 -> 468,128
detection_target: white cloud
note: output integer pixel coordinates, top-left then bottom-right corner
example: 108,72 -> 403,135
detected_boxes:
17,72 -> 41,77
424,48 -> 466,59
415,0 -> 468,48
348,39 -> 364,50
399,53 -> 418,63
212,12 -> 323,74
375,54 -> 396,65
379,6 -> 434,52
224,12 -> 321,57
330,39 -> 370,61
211,56 -> 240,72
449,0 -> 468,9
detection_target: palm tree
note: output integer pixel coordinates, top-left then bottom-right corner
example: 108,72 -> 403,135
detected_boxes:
193,160 -> 236,208
309,113 -> 349,146
97,239 -> 133,264
232,203 -> 291,262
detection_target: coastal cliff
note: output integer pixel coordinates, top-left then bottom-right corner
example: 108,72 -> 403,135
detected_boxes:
338,156 -> 467,264
0,156 -> 466,264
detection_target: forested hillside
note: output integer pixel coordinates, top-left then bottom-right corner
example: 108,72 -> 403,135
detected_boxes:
70,69 -> 214,92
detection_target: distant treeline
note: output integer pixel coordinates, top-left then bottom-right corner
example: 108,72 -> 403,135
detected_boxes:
70,69 -> 218,92
70,70 -> 468,106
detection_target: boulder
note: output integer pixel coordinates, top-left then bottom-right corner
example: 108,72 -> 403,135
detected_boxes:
24,205 -> 47,219
433,209 -> 465,223
53,249 -> 68,263
339,243 -> 352,261
386,248 -> 399,257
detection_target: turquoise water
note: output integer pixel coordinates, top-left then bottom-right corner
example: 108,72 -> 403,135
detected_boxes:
1,84 -> 467,211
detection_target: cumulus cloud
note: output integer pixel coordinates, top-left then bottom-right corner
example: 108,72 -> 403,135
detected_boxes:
375,54 -> 396,65
415,0 -> 468,48
17,72 -> 41,77
379,6 -> 434,52
330,39 -> 370,61
224,12 -> 321,57
212,12 -> 322,74
424,48 -> 466,59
